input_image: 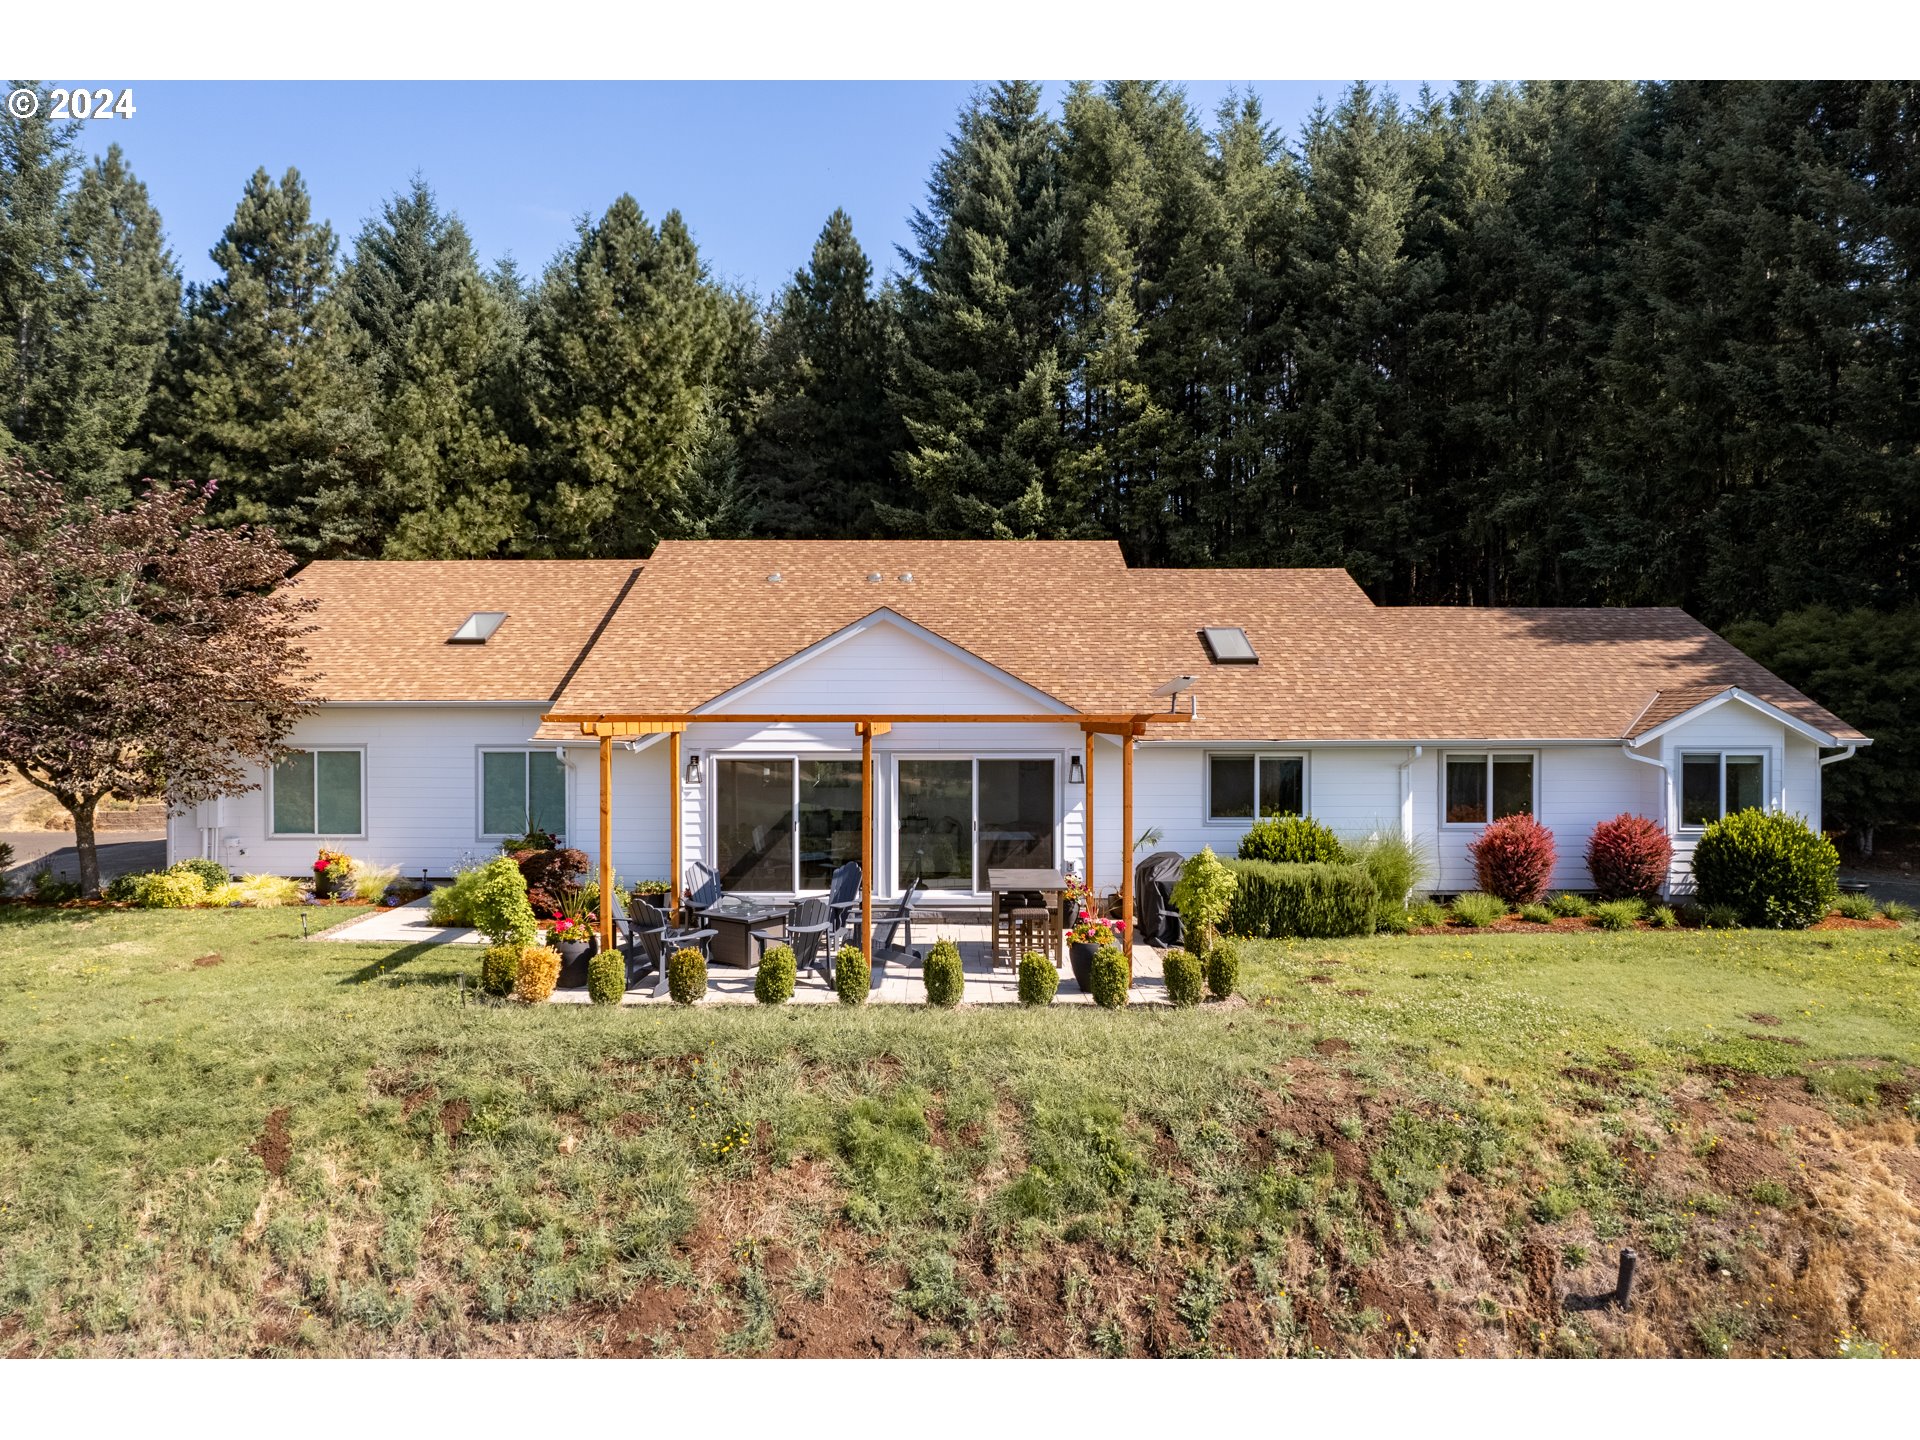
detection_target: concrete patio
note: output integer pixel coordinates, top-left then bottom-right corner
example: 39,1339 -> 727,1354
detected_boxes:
318,897 -> 1167,1005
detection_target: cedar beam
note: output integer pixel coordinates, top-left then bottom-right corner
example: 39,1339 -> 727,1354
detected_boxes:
859,723 -> 876,973
1121,730 -> 1135,953
545,711 -> 1190,729
1083,728 -> 1095,896
668,729 -> 682,923
598,734 -> 613,956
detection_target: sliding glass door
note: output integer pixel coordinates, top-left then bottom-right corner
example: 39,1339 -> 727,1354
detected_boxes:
714,756 -> 864,893
896,757 -> 1057,892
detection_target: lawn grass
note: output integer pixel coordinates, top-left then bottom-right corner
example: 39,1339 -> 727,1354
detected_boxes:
1,903 -> 1916,1358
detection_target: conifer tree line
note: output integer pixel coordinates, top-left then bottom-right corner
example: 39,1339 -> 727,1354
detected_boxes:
3,78 -> 1916,624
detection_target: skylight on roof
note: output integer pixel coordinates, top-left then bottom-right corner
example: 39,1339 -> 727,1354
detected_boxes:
1199,627 -> 1258,664
448,612 -> 508,645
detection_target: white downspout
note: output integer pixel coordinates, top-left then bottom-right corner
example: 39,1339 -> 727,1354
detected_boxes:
1819,744 -> 1857,769
1397,745 -> 1423,844
1621,742 -> 1671,896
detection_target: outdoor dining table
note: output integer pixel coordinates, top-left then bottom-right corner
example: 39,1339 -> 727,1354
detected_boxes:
986,867 -> 1067,969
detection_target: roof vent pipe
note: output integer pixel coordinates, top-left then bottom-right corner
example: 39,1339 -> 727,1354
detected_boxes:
767,572 -> 783,584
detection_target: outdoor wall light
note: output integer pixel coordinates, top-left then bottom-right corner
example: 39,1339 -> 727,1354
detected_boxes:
685,754 -> 701,784
1068,755 -> 1084,785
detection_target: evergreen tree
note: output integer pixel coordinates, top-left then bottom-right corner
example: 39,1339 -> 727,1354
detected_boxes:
146,167 -> 380,555
1,88 -> 178,498
342,176 -> 481,371
524,196 -> 733,556
893,81 -> 1072,537
743,209 -> 904,537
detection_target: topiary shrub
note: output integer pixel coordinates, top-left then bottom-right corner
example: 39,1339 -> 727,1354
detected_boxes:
755,944 -> 797,1005
480,942 -> 520,996
1205,941 -> 1240,1000
833,943 -> 869,1005
1162,948 -> 1204,1008
1089,946 -> 1130,1009
666,946 -> 707,1006
1468,814 -> 1557,905
1591,898 -> 1644,931
1586,813 -> 1671,903
1238,814 -> 1344,865
1017,950 -> 1058,1007
169,857 -> 228,888
587,950 -> 625,1005
469,855 -> 537,948
923,937 -> 964,1007
513,945 -> 562,1004
1690,809 -> 1839,929
1222,860 -> 1376,938
1449,892 -> 1507,928
1172,846 -> 1238,953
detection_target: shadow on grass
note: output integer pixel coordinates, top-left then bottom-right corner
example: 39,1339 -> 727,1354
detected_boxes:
337,939 -> 467,987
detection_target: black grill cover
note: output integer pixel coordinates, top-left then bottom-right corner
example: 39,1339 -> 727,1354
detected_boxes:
1134,850 -> 1187,946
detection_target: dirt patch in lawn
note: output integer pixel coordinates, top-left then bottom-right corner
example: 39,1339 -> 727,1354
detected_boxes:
437,1098 -> 470,1143
252,1107 -> 292,1178
191,952 -> 222,968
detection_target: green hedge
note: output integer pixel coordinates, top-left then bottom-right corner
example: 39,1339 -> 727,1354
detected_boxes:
1223,859 -> 1377,938
1691,809 -> 1839,929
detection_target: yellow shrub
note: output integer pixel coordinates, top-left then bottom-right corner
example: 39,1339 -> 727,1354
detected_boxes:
513,945 -> 562,1004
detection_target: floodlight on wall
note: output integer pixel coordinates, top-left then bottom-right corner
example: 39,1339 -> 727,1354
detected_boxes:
1069,755 -> 1084,785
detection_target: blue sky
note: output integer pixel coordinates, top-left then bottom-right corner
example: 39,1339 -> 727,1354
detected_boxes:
63,81 -> 1452,299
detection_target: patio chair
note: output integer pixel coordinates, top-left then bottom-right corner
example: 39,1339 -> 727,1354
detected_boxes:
826,860 -> 861,935
868,878 -> 924,955
684,861 -> 724,916
751,895 -> 840,987
632,897 -> 717,989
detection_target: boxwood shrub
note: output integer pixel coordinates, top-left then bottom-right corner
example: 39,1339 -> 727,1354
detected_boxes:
1237,814 -> 1344,864
1690,809 -> 1839,929
1223,859 -> 1377,938
168,857 -> 229,888
1089,946 -> 1130,1009
755,943 -> 797,1005
1162,947 -> 1204,1008
586,950 -> 625,1005
833,943 -> 869,1005
923,938 -> 964,1007
1017,950 -> 1059,1007
1205,940 -> 1240,1000
479,942 -> 520,996
666,946 -> 708,1006
513,944 -> 562,1004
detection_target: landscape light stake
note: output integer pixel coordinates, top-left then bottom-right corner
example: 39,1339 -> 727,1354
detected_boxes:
300,907 -> 308,939
1615,1248 -> 1638,1308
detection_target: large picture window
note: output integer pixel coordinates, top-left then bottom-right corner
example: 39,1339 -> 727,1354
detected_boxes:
1443,753 -> 1535,825
1207,754 -> 1305,822
480,749 -> 567,839
271,748 -> 363,836
1680,753 -> 1766,828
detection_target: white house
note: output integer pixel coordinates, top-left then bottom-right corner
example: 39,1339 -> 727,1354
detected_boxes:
169,540 -> 1867,919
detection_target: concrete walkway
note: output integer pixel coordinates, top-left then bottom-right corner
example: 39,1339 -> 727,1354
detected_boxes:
319,898 -> 1167,1005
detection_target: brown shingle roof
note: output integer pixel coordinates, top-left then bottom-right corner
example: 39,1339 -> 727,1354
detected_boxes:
534,541 -> 1862,744
287,560 -> 641,703
285,545 -> 1861,743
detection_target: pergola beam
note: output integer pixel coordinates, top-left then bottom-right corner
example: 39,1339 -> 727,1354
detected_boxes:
546,712 -> 1188,729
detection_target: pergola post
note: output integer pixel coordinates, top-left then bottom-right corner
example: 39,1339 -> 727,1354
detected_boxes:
597,734 -> 614,956
860,724 -> 874,969
668,729 -> 682,922
1121,728 -> 1135,949
1083,728 -> 1095,896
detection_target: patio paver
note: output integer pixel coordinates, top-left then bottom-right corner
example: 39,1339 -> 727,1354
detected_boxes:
318,901 -> 1165,1005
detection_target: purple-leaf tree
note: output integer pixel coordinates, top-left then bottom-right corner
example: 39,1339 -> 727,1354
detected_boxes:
0,460 -> 318,895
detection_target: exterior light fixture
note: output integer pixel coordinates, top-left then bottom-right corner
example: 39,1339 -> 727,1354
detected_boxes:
685,753 -> 701,784
1069,755 -> 1084,785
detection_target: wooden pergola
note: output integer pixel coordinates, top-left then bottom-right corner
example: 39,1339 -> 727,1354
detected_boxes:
538,710 -> 1192,964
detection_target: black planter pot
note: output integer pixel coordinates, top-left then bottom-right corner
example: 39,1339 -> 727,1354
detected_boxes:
312,872 -> 333,899
556,938 -> 592,988
634,890 -> 670,909
1068,941 -> 1097,993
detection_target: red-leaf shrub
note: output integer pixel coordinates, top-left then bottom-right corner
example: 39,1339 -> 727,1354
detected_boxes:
1468,814 -> 1557,904
1585,813 -> 1672,902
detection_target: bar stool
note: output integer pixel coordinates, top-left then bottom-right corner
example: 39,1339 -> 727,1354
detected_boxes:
1009,906 -> 1050,969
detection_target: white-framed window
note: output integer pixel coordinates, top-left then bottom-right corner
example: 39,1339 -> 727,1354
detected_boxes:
1206,752 -> 1306,823
1442,752 -> 1536,826
479,748 -> 567,839
270,747 -> 365,837
1679,752 -> 1767,828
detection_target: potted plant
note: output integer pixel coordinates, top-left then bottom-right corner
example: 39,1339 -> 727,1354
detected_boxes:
629,878 -> 671,908
311,847 -> 353,899
1067,913 -> 1126,993
546,895 -> 596,987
